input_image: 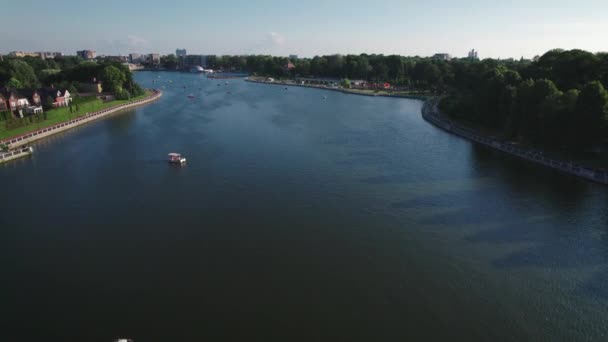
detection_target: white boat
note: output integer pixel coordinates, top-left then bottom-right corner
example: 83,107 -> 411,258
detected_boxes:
190,66 -> 204,73
168,153 -> 187,165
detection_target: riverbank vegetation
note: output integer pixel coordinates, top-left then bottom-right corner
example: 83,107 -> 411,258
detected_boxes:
0,55 -> 146,138
438,50 -> 608,153
0,56 -> 144,99
205,50 -> 607,153
0,90 -> 150,140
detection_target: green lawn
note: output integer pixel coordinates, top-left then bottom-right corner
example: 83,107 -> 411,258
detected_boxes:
0,91 -> 151,140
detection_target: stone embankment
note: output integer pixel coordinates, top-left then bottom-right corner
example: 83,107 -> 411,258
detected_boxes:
0,146 -> 34,164
1,89 -> 162,149
421,100 -> 608,185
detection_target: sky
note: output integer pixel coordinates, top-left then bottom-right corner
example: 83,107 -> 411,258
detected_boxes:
1,0 -> 606,59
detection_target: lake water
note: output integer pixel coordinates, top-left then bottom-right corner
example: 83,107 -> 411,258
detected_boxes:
2,72 -> 607,342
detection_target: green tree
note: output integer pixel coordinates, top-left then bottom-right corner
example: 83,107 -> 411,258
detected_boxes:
6,77 -> 23,88
8,60 -> 39,88
100,65 -> 126,95
572,81 -> 608,148
161,54 -> 178,69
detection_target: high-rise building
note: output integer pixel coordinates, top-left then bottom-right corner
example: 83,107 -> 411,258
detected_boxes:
129,53 -> 142,64
76,50 -> 97,60
468,49 -> 479,60
176,49 -> 187,57
183,55 -> 208,68
149,53 -> 161,65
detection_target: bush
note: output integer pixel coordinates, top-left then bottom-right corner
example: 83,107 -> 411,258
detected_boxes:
115,88 -> 130,100
131,83 -> 145,97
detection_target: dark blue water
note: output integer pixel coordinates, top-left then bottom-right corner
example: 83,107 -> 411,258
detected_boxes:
2,72 -> 607,342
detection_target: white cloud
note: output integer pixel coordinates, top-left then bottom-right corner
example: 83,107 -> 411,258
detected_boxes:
268,32 -> 286,46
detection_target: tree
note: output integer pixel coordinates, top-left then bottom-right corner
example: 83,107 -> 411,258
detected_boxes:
6,77 -> 23,88
572,81 -> 608,148
161,54 -> 178,69
8,60 -> 39,88
100,65 -> 126,95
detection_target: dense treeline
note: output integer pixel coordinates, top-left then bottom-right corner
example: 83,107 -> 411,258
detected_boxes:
205,54 -> 454,91
0,56 -> 144,99
205,50 -> 608,151
439,49 -> 608,151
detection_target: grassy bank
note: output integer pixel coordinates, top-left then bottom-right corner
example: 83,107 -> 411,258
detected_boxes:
0,91 -> 151,140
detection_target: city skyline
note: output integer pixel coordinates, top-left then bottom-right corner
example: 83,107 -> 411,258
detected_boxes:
1,0 -> 607,59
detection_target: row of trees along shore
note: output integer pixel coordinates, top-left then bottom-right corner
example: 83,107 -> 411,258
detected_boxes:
0,56 -> 144,101
199,50 -> 608,153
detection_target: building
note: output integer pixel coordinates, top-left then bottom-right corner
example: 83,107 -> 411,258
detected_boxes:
283,61 -> 295,73
182,55 -> 207,69
432,53 -> 452,61
289,54 -> 298,60
8,51 -> 40,58
0,88 -> 49,117
7,51 -> 62,59
468,49 -> 479,60
176,49 -> 187,57
39,52 -> 63,59
77,50 -> 97,60
129,53 -> 142,64
98,55 -> 128,63
148,53 -> 161,65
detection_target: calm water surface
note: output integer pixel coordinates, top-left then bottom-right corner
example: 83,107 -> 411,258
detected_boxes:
2,72 -> 607,342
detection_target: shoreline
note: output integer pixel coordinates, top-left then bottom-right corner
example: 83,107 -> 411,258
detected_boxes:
1,89 -> 162,149
244,78 -> 431,100
247,78 -> 608,185
422,100 -> 608,185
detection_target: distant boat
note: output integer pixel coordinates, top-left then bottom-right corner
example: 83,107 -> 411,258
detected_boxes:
168,153 -> 187,165
190,66 -> 204,73
187,94 -> 195,99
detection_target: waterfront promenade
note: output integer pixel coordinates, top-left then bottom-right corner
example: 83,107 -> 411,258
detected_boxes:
0,89 -> 162,149
421,99 -> 608,185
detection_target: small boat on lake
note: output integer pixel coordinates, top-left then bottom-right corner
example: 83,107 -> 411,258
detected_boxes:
187,94 -> 195,99
168,153 -> 187,165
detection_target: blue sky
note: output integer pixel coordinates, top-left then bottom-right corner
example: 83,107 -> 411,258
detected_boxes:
1,0 -> 606,58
